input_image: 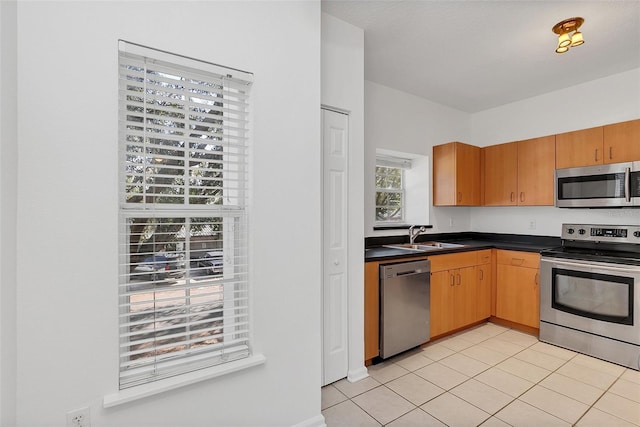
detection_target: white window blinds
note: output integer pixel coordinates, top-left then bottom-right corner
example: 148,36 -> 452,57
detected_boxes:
118,41 -> 253,389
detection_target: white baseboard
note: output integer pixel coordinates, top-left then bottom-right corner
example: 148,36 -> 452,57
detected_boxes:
347,365 -> 369,383
293,414 -> 326,427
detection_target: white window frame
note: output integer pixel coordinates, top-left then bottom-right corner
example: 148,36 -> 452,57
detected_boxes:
375,155 -> 410,224
115,41 -> 258,393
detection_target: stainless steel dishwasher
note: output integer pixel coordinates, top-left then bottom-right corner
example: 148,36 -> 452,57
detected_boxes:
380,259 -> 430,359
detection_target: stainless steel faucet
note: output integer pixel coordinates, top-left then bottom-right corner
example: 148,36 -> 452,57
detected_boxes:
409,225 -> 427,244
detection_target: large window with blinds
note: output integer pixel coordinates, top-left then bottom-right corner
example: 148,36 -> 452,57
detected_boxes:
118,41 -> 252,389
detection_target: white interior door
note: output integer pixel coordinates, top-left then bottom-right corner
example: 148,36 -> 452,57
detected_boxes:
322,108 -> 349,386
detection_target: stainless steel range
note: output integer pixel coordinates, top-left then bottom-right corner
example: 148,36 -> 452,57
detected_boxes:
540,224 -> 640,370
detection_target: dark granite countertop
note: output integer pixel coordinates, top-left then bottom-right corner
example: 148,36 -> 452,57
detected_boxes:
365,232 -> 560,262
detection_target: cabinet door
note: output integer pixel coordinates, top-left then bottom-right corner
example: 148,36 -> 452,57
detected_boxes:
476,263 -> 492,321
455,143 -> 481,205
603,119 -> 640,164
483,142 -> 518,205
433,143 -> 456,206
430,270 -> 456,337
496,264 -> 540,328
555,127 -> 604,169
517,135 -> 555,205
454,266 -> 477,329
433,142 -> 480,206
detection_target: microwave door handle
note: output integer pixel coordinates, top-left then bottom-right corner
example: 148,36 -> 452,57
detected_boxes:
625,167 -> 631,203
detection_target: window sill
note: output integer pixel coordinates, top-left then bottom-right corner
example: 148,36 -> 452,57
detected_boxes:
103,353 -> 266,408
373,224 -> 432,231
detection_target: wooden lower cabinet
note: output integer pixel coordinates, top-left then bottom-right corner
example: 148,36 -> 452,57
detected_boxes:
476,251 -> 492,320
430,269 -> 456,337
455,266 -> 478,328
430,268 -> 478,337
365,249 -> 507,361
429,250 -> 492,338
495,250 -> 540,329
364,261 -> 380,361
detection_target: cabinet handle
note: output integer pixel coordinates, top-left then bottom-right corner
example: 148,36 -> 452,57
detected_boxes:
534,272 -> 539,286
510,192 -> 515,202
450,274 -> 455,286
511,258 -> 525,266
609,146 -> 613,160
457,273 -> 461,285
595,148 -> 599,162
479,269 -> 484,280
457,192 -> 462,203
520,192 -> 525,202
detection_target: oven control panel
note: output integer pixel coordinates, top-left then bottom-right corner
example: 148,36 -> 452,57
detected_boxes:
562,224 -> 640,243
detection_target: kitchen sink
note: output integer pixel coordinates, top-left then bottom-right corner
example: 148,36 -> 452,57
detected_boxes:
383,242 -> 465,251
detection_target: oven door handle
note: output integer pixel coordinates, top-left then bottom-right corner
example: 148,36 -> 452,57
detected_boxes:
541,256 -> 640,273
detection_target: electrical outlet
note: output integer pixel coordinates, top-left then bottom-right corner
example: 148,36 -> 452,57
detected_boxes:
528,220 -> 537,230
67,407 -> 91,427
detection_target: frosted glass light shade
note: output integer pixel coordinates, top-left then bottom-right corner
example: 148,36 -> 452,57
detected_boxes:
571,31 -> 584,46
558,32 -> 572,48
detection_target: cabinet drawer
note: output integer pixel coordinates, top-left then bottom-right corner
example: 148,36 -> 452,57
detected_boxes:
476,249 -> 492,265
496,250 -> 539,268
429,251 -> 478,272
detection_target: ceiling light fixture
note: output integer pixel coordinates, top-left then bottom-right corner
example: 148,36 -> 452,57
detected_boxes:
552,17 -> 585,54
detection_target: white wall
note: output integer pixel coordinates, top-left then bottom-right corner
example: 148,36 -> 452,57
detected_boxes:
321,13 -> 367,382
0,1 -> 18,425
16,2 -> 322,426
470,68 -> 640,235
365,69 -> 640,238
364,81 -> 472,237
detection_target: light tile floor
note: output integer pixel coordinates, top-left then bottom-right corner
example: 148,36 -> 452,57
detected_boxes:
322,322 -> 640,426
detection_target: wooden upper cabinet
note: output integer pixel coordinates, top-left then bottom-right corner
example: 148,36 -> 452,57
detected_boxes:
517,135 -> 555,205
482,142 -> 518,205
433,142 -> 480,206
603,119 -> 640,164
556,120 -> 640,168
555,126 -> 604,169
483,136 -> 555,206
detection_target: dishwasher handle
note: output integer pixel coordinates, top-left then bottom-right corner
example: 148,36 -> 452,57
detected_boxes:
381,260 -> 430,279
396,268 -> 427,277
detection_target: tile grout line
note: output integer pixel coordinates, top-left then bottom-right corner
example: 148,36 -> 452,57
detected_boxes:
347,383 -> 393,425
450,336 -> 633,426
323,323 -> 640,426
573,366 -> 636,426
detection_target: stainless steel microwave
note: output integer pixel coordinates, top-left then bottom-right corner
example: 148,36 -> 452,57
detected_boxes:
556,161 -> 640,208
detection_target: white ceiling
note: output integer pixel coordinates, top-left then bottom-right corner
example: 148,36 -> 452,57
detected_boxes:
322,0 -> 640,113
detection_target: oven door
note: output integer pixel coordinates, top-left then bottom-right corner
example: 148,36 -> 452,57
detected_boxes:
555,162 -> 633,208
540,257 -> 640,345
